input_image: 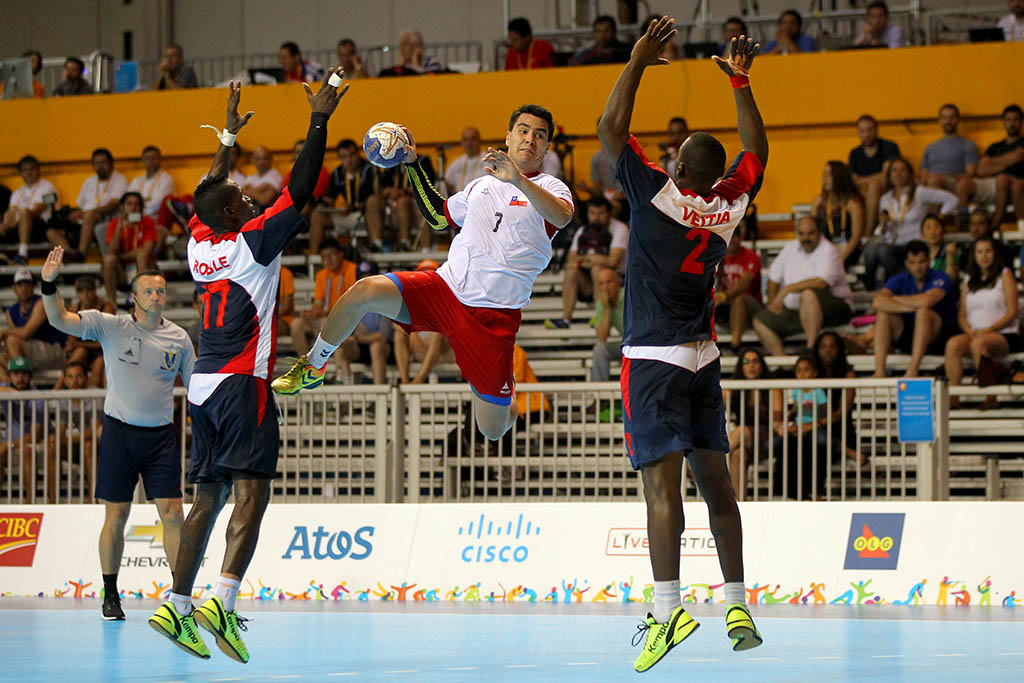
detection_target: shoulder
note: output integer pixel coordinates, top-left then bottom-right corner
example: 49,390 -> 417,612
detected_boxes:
609,218 -> 628,233
534,173 -> 570,194
984,140 -> 1004,155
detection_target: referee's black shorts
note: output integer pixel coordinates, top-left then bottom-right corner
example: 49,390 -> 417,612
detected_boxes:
95,415 -> 182,502
188,375 -> 278,484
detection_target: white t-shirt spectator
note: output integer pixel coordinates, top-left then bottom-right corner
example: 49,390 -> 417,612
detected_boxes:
570,218 -> 629,253
245,168 -> 283,192
128,170 -> 175,217
444,152 -> 486,193
768,238 -> 854,310
876,186 -> 958,244
965,269 -> 1018,334
10,179 -> 59,222
998,13 -> 1024,41
77,172 -> 128,213
542,150 -> 563,179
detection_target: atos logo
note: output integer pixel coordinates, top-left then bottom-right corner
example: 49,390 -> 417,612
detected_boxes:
458,513 -> 540,563
843,513 -> 905,570
282,525 -> 374,560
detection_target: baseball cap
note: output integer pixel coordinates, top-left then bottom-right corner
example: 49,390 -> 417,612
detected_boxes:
13,268 -> 33,284
7,357 -> 32,372
416,259 -> 440,272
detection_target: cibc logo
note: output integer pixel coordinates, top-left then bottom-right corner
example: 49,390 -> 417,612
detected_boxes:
459,513 -> 540,563
282,525 -> 374,560
0,513 -> 43,567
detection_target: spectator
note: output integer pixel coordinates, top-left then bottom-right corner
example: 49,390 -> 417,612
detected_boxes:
849,114 -> 901,232
365,157 -> 433,252
920,104 -> 978,192
445,127 -> 487,194
290,239 -> 357,358
569,15 -> 630,65
639,14 -> 678,61
277,265 -> 296,341
813,332 -> 858,452
223,144 -> 246,186
505,17 -> 556,70
871,240 -> 955,377
0,357 -> 47,502
720,17 -> 750,56
48,360 -> 101,500
336,39 -> 369,79
590,266 -> 624,382
336,263 -> 393,384
771,352 -> 830,500
753,216 -> 854,355
724,347 -> 774,500
56,148 -> 127,260
658,117 -> 690,178
394,328 -> 454,384
279,41 -> 324,82
854,1 -> 906,48
998,0 -> 1024,41
243,146 -> 283,211
553,196 -> 628,328
945,237 -> 1019,408
379,30 -> 442,76
152,43 -> 199,90
102,192 -> 158,303
0,269 -> 66,379
186,290 -> 201,353
715,218 -> 762,351
763,10 -> 817,54
811,160 -> 866,267
920,213 -> 958,280
284,138 -> 331,224
21,50 -> 44,98
956,104 -> 1024,232
577,118 -> 623,205
864,157 -> 957,290
2,155 -> 58,265
310,139 -> 373,253
952,209 -> 1016,280
64,275 -> 114,388
513,344 -> 550,418
52,57 -> 91,96
128,146 -> 175,219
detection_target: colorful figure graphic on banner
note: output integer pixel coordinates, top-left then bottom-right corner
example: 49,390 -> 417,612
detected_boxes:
977,578 -> 992,607
747,583 -> 769,604
446,586 -> 463,601
894,579 -> 927,605
561,579 -> 576,603
763,585 -> 794,604
936,576 -> 959,606
146,581 -> 169,600
69,579 -> 92,598
391,582 -> 416,601
953,583 -> 970,606
464,583 -> 482,601
1003,591 -> 1020,607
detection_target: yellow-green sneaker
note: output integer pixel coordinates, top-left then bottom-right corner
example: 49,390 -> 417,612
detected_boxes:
272,355 -> 326,396
632,606 -> 700,673
148,602 -> 210,660
194,596 -> 250,664
726,603 -> 763,651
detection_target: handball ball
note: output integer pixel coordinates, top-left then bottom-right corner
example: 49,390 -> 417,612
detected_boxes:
363,122 -> 414,168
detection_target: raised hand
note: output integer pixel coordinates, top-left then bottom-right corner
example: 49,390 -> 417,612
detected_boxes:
400,126 -> 418,163
630,16 -> 677,67
713,36 -> 760,76
304,66 -> 350,117
41,246 -> 64,283
226,81 -> 256,133
483,147 -> 520,184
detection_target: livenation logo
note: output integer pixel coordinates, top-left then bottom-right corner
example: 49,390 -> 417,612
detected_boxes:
606,527 -> 717,557
458,513 -> 540,563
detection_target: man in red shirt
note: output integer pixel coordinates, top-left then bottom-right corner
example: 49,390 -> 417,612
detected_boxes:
284,139 -> 330,226
714,217 -> 761,351
102,192 -> 157,303
505,18 -> 556,70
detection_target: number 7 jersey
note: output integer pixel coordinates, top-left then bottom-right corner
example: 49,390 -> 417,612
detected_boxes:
186,189 -> 305,406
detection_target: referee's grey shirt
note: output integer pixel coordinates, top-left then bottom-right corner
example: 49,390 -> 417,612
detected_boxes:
79,310 -> 196,427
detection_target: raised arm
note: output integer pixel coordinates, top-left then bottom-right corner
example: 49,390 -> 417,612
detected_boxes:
206,81 -> 256,181
288,67 -> 349,212
713,37 -> 768,167
39,246 -> 84,337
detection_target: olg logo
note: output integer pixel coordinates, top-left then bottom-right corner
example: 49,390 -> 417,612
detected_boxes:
843,513 -> 905,570
282,525 -> 374,560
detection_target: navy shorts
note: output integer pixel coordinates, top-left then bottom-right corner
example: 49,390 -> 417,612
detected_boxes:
188,375 -> 279,484
95,415 -> 181,502
621,357 -> 729,470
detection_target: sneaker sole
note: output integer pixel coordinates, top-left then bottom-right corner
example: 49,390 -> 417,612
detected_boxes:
194,610 -> 249,664
101,613 -> 125,621
634,620 -> 700,673
729,625 -> 763,651
147,618 -> 210,660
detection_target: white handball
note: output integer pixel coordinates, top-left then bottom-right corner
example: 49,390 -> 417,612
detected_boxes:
363,122 -> 414,168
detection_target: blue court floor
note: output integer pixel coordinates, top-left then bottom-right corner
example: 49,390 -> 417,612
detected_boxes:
1,600 -> 1022,682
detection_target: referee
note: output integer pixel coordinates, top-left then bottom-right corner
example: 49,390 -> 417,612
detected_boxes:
40,245 -> 195,621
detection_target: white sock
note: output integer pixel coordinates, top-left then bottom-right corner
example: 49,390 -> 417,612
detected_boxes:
724,581 -> 746,606
214,576 -> 241,613
652,580 -> 681,623
17,243 -> 28,257
308,335 -> 339,370
169,591 -> 193,617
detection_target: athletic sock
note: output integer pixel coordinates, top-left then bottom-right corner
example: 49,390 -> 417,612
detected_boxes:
169,591 -> 193,617
215,576 -> 241,613
17,243 -> 28,258
724,581 -> 746,606
653,580 -> 681,623
308,335 -> 339,370
102,573 -> 118,599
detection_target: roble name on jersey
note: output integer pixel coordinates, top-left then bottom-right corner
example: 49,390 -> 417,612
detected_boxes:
192,256 -> 231,277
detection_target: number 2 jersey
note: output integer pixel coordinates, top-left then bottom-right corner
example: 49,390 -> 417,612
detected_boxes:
615,135 -> 763,352
186,189 -> 304,405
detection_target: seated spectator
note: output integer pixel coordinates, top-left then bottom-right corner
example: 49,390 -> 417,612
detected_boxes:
279,41 -> 324,82
951,209 -> 1015,281
854,1 -> 906,48
1,155 -> 58,265
863,157 -> 957,290
0,269 -> 66,379
55,148 -> 127,260
310,139 -> 373,253
811,160 -> 866,268
658,117 -> 690,179
22,50 -> 44,98
920,213 -> 958,281
52,57 -> 91,96
569,15 -> 630,65
956,104 -> 1024,231
716,218 -> 762,351
378,30 -> 442,76
753,216 -> 853,355
513,344 -> 550,419
243,146 -> 283,211
543,147 -> 565,180
945,237 -> 1019,408
0,357 -> 47,502
152,43 -> 198,89
278,265 -> 295,340
394,328 -> 453,384
639,14 -> 678,61
290,239 -> 356,359
445,127 -> 487,194
849,114 -> 901,232
590,267 -> 624,382
366,157 -> 434,252
103,192 -> 158,303
336,38 -> 370,78
63,275 -> 114,388
871,240 -> 956,377
48,360 -> 101,500
505,17 -> 555,70
813,331 -> 860,458
719,17 -> 750,57
724,347 -> 774,500
284,138 -> 331,224
920,104 -> 978,192
763,10 -> 817,54
999,0 -> 1024,41
128,146 -> 175,219
554,196 -> 627,328
336,263 -> 393,385
576,119 -> 622,209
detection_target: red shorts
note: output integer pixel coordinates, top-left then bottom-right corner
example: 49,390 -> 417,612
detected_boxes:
386,270 -> 520,405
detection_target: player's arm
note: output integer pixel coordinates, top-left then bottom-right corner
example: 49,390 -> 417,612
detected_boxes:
597,16 -> 677,162
205,81 -> 256,181
39,246 -> 85,337
406,157 -> 451,231
713,37 -> 768,167
485,149 -> 573,228
289,68 -> 349,212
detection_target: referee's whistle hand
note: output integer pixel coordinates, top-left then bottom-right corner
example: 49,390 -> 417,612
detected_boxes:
41,246 -> 64,283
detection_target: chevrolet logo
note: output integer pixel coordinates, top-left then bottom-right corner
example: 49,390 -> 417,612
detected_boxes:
126,520 -> 164,548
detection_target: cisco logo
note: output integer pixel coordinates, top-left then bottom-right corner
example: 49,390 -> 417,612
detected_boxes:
458,513 -> 540,563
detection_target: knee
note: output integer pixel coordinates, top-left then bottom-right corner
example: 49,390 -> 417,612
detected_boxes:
996,174 -> 1011,191
103,253 -> 117,268
104,507 -> 129,532
370,340 -> 387,358
158,501 -> 184,526
955,176 -> 972,193
366,194 -> 382,212
477,421 -> 507,442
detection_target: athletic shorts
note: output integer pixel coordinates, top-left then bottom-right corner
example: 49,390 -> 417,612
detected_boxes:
621,357 -> 729,470
754,288 -> 853,338
95,415 -> 181,502
188,375 -> 279,483
973,177 -> 997,205
386,270 -> 520,405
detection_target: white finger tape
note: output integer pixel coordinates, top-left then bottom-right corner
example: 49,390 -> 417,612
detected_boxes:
328,72 -> 343,88
200,124 -> 236,147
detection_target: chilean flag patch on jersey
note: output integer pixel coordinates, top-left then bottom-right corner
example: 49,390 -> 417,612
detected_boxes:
508,196 -> 528,207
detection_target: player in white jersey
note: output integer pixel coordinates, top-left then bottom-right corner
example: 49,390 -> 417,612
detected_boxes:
274,105 -> 574,440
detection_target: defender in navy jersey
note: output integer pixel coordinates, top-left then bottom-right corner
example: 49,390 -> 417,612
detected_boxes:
148,73 -> 348,662
597,19 -> 767,671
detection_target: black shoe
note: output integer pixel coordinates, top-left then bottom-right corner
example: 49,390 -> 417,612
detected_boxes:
65,249 -> 87,263
102,593 -> 126,621
12,254 -> 27,265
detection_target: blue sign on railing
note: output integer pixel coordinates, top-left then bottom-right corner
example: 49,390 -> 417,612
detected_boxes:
897,379 -> 934,443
